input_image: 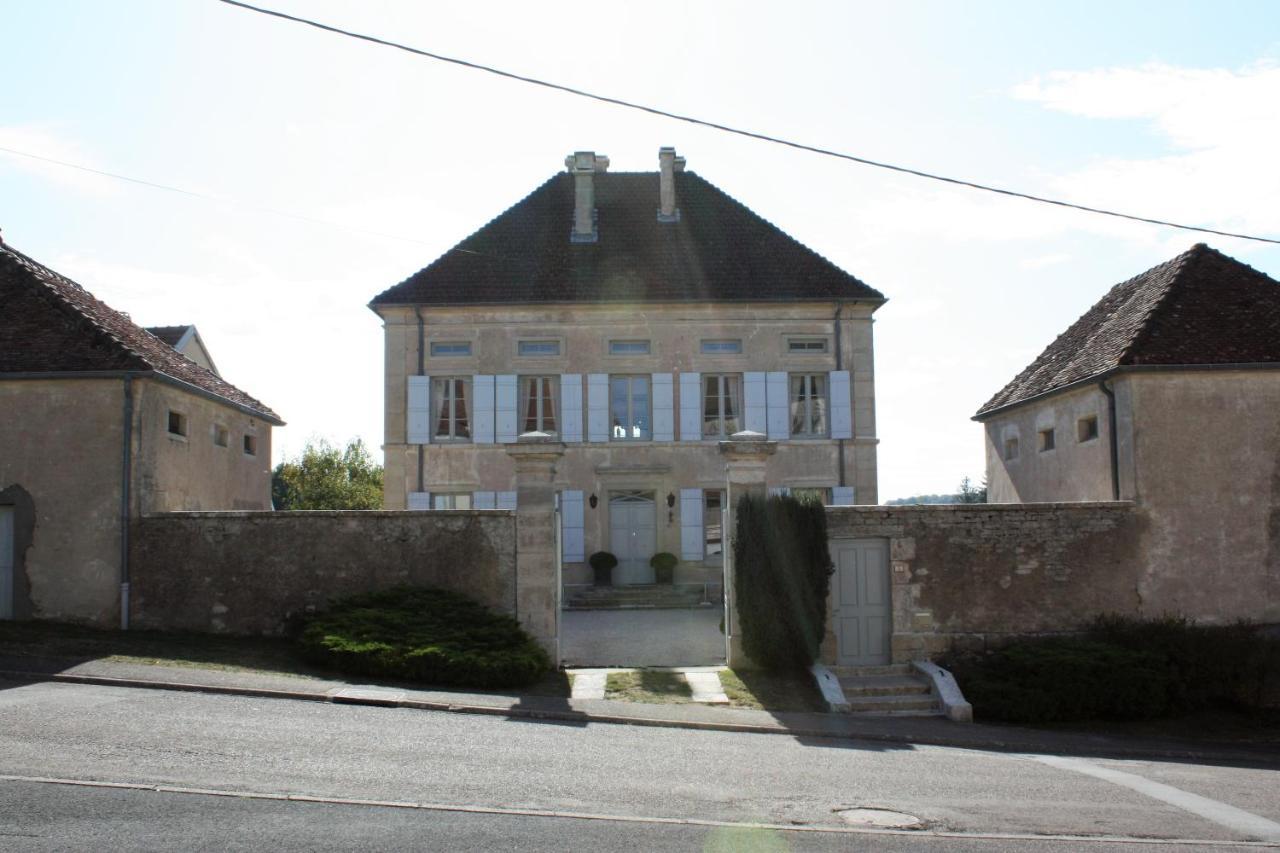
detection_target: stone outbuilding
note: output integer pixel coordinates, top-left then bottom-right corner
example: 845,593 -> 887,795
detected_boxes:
0,239 -> 284,626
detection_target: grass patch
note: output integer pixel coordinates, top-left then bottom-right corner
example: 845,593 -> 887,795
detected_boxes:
720,668 -> 827,712
604,670 -> 693,704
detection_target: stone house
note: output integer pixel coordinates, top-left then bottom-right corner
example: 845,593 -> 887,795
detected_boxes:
370,148 -> 884,593
0,239 -> 283,625
974,244 -> 1280,624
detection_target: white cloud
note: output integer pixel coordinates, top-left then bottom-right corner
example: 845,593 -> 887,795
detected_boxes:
0,124 -> 117,196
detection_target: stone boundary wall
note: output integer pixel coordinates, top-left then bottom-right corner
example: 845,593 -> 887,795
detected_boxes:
130,510 -> 517,635
824,502 -> 1142,663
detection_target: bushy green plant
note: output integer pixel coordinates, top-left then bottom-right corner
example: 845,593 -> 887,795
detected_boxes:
588,551 -> 617,586
733,492 -> 834,670
650,551 -> 678,584
298,587 -> 550,688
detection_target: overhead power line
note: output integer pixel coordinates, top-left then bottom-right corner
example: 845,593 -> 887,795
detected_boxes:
216,0 -> 1280,247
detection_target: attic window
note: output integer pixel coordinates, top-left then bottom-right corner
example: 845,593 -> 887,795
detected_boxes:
609,340 -> 651,355
787,337 -> 828,353
1038,428 -> 1055,452
213,424 -> 229,447
700,339 -> 743,354
243,434 -> 258,456
431,341 -> 472,357
167,410 -> 188,438
1077,415 -> 1099,443
518,340 -> 561,357
1003,436 -> 1019,461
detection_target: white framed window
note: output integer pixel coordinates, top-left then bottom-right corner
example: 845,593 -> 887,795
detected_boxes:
243,434 -> 258,456
787,337 -> 829,354
432,377 -> 472,441
610,375 -> 651,440
1039,428 -> 1056,452
700,339 -> 742,355
518,340 -> 561,357
1078,415 -> 1099,443
702,374 -> 742,438
704,489 -> 723,561
212,423 -> 229,447
430,341 -> 472,357
609,339 -> 651,355
789,373 -> 828,437
520,376 -> 559,434
167,410 -> 188,438
432,493 -> 472,510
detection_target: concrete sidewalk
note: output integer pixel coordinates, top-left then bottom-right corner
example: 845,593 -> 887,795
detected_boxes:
1,654 -> 1276,767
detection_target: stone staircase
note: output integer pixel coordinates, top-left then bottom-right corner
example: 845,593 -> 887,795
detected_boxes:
564,584 -> 716,610
829,664 -> 943,716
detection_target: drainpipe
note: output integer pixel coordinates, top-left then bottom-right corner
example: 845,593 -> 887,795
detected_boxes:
415,307 -> 426,494
833,305 -> 846,488
119,375 -> 134,630
1098,378 -> 1120,501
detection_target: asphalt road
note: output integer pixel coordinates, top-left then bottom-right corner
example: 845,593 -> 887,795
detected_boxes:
1,679 -> 1278,851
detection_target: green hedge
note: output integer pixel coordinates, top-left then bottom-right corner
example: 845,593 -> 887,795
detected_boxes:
733,493 -> 833,670
949,616 -> 1280,724
298,587 -> 550,688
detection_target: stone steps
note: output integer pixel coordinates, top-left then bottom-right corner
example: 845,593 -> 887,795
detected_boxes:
830,666 -> 943,716
838,675 -> 932,698
564,584 -> 713,610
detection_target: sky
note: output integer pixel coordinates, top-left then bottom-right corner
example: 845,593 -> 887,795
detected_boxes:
3,0 -> 1278,500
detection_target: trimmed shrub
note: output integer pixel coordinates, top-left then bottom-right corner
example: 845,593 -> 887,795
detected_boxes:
733,492 -> 834,670
588,551 -> 617,586
651,551 -> 678,584
298,586 -> 550,688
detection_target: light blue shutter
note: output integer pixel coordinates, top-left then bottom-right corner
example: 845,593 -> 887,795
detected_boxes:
473,491 -> 496,509
829,370 -> 852,439
587,374 -> 609,442
680,488 -> 703,560
679,372 -> 702,441
743,372 -> 767,434
495,374 -> 518,441
560,374 -> 583,442
766,372 -> 790,439
497,491 -> 517,510
407,376 -> 431,444
652,373 -> 674,441
408,491 -> 431,510
561,490 -> 585,562
831,485 -> 855,506
472,375 -> 495,443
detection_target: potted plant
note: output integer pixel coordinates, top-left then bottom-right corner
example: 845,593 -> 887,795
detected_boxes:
588,551 -> 617,587
650,551 -> 678,585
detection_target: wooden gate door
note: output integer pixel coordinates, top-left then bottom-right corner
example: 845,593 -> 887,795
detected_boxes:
829,538 -> 890,666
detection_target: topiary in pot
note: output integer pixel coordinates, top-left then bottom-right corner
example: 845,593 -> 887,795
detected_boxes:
588,551 -> 617,586
650,551 -> 678,585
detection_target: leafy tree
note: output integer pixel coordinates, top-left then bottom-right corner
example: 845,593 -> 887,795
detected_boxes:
956,476 -> 988,503
272,438 -> 383,510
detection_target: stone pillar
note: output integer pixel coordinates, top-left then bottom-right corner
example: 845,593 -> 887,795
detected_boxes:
506,432 -> 566,662
718,430 -> 777,668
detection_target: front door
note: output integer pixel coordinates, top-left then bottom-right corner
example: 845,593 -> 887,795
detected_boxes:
0,507 -> 13,620
609,491 -> 656,584
830,538 -> 890,666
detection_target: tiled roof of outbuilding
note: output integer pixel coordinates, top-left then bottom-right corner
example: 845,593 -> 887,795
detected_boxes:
370,170 -> 884,307
976,244 -> 1280,417
0,241 -> 282,423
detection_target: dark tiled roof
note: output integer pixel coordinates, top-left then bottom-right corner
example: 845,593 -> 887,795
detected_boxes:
976,244 -> 1280,417
370,171 -> 884,307
0,242 -> 282,423
145,325 -> 191,347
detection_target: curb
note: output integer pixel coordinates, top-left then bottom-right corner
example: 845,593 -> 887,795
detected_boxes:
3,668 -> 1276,766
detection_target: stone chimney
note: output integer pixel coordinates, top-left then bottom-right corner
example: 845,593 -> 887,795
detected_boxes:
565,150 -> 609,243
657,146 -> 686,222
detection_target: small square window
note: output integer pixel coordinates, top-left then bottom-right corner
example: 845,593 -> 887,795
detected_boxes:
243,434 -> 257,456
700,339 -> 742,354
1077,415 -> 1099,443
609,340 -> 651,355
1003,436 -> 1020,461
787,337 -> 828,353
432,493 -> 473,510
518,340 -> 561,357
430,341 -> 472,357
213,424 -> 229,447
1038,428 -> 1055,452
167,410 -> 188,438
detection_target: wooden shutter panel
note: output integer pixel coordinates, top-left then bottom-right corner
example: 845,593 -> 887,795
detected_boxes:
587,374 -> 609,442
766,372 -> 790,440
829,370 -> 852,439
495,374 -> 518,442
560,374 -> 583,442
496,491 -> 517,510
743,372 -> 767,434
679,372 -> 702,441
407,491 -> 431,510
472,375 -> 496,444
680,488 -> 703,561
561,490 -> 585,562
472,491 -> 496,510
652,373 -> 674,441
407,376 -> 431,444
831,485 -> 855,506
